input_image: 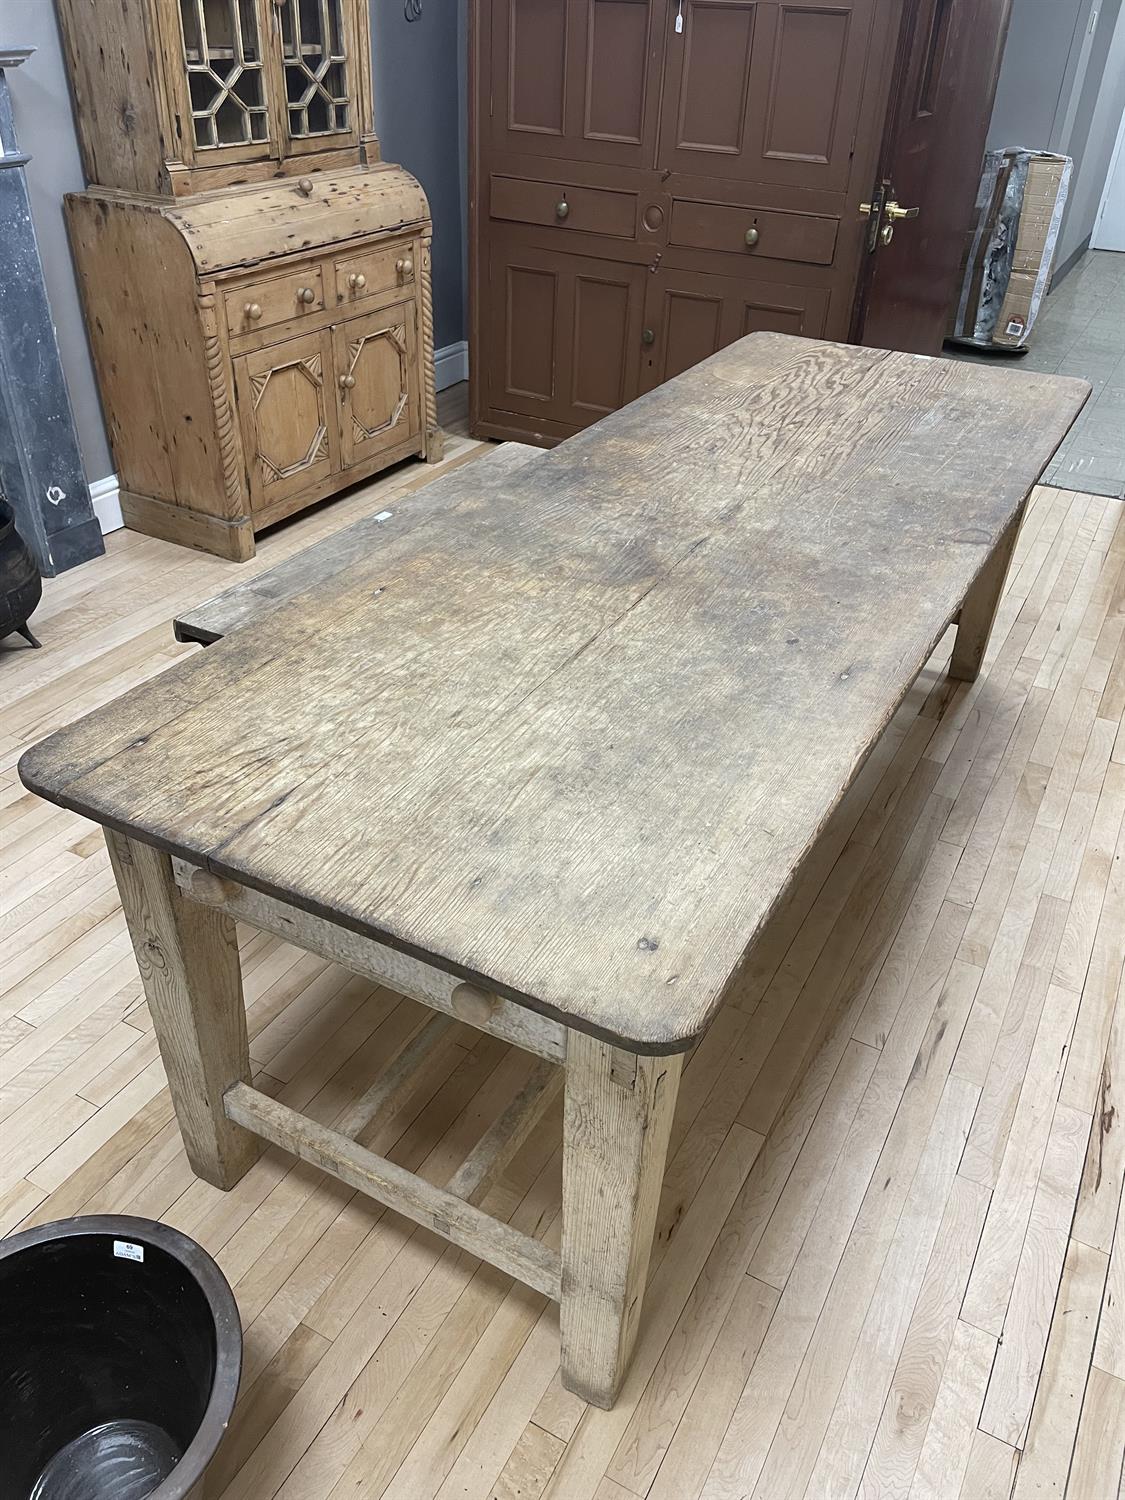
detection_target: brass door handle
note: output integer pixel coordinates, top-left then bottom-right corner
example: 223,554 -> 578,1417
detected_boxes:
885,201 -> 919,221
396,257 -> 414,277
744,226 -> 760,248
556,200 -> 570,220
338,373 -> 356,390
297,287 -> 316,304
641,328 -> 655,346
244,302 -> 262,320
348,272 -> 367,291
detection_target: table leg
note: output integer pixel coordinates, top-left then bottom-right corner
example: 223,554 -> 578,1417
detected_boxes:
950,507 -> 1024,682
106,831 -> 260,1189
560,1032 -> 682,1408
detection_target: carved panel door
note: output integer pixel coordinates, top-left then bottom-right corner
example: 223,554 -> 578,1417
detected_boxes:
657,0 -> 881,189
487,0 -> 665,167
332,305 -> 421,468
235,328 -> 337,510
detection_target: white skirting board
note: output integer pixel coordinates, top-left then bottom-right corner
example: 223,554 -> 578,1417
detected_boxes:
90,473 -> 123,536
434,339 -> 469,391
92,341 -> 471,536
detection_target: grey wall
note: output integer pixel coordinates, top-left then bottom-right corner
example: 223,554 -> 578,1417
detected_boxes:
0,0 -> 112,483
370,1 -> 466,351
987,0 -> 1125,272
1057,0 -> 1125,265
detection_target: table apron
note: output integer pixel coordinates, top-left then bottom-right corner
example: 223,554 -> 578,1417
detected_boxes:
170,857 -> 568,1063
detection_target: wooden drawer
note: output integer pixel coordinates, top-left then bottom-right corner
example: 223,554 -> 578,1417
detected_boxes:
669,199 -> 839,266
490,175 -> 638,239
333,243 -> 417,308
224,264 -> 325,339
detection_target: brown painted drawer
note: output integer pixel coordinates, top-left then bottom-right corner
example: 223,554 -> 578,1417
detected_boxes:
224,264 -> 325,339
333,242 -> 417,309
669,199 -> 839,266
490,175 -> 638,239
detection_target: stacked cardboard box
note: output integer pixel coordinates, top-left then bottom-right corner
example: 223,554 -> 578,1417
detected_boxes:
952,150 -> 1071,350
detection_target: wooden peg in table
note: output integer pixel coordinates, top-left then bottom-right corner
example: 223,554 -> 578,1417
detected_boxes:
451,982 -> 500,1027
188,868 -> 240,906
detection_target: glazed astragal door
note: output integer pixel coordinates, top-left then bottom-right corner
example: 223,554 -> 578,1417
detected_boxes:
177,0 -> 281,165
272,0 -> 363,154
489,0 -> 664,168
658,0 -> 880,189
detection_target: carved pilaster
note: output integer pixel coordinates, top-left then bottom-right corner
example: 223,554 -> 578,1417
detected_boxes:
197,290 -> 245,515
420,234 -> 444,462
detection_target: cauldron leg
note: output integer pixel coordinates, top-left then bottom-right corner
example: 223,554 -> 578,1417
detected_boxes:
17,623 -> 41,648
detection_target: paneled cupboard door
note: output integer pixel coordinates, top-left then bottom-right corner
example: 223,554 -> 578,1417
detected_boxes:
235,328 -> 339,510
485,236 -> 648,430
333,305 -> 422,468
488,0 -> 664,168
658,0 -> 880,190
638,267 -> 831,391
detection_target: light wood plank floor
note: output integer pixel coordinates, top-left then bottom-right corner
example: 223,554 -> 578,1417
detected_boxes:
2,423 -> 1123,1499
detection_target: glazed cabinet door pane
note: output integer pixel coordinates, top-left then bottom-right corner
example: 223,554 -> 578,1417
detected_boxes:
639,267 -> 830,390
235,328 -> 338,510
177,0 -> 280,161
658,0 -> 879,190
333,304 -> 422,468
488,0 -> 663,168
273,0 -> 363,153
485,236 -> 647,429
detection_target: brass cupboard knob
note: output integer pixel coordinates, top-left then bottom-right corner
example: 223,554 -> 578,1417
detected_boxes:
348,272 -> 367,291
396,256 -> 414,277
297,177 -> 314,196
555,199 -> 570,220
338,373 -> 356,390
297,286 -> 316,304
745,226 -> 760,248
244,302 -> 262,320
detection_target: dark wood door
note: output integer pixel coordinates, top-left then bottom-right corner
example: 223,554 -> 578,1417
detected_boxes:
658,0 -> 881,190
487,0 -> 665,168
639,267 -> 832,390
484,235 -> 648,438
857,0 -> 1012,353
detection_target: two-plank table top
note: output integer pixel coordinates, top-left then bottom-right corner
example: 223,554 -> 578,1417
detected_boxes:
20,335 -> 1088,1052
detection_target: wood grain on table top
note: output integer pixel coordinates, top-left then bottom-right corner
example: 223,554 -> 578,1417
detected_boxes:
19,334 -> 1089,1051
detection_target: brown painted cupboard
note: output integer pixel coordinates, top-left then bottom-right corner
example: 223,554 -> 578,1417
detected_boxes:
470,0 -> 906,445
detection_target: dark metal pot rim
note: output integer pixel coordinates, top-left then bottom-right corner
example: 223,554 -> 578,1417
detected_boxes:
0,1213 -> 242,1499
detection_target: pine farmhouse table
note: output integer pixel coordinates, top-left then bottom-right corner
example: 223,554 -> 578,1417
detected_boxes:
19,335 -> 1088,1407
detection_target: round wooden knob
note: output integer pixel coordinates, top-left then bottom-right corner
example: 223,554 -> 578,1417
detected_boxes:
744,226 -> 760,248
298,286 -> 316,304
450,983 -> 500,1027
297,177 -> 314,196
244,302 -> 262,320
338,373 -> 356,389
396,257 -> 414,277
348,272 -> 367,291
188,868 -> 238,905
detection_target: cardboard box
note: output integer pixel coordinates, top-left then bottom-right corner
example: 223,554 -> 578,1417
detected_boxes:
952,150 -> 1071,350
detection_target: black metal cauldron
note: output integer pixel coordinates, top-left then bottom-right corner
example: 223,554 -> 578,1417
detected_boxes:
0,496 -> 42,648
